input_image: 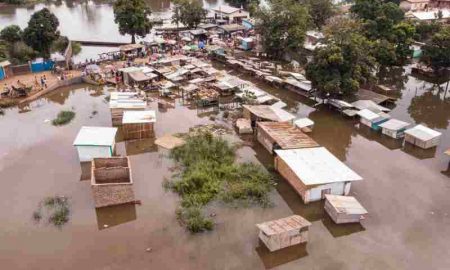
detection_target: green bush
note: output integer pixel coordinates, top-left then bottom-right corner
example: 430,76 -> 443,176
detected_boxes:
52,110 -> 75,126
167,132 -> 274,233
176,207 -> 213,233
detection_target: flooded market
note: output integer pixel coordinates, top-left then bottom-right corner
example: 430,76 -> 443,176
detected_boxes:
0,1 -> 450,270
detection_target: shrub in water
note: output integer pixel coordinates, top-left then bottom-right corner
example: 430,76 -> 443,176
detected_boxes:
52,110 -> 75,126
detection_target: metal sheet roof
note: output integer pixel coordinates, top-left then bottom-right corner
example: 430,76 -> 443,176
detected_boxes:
258,122 -> 319,149
122,110 -> 156,124
294,118 -> 314,129
357,109 -> 382,121
275,147 -> 363,186
378,119 -> 410,131
325,195 -> 368,215
243,105 -> 295,122
73,126 -> 117,146
256,215 -> 311,236
404,124 -> 442,141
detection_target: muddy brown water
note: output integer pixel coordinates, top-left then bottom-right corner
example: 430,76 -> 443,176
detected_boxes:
1,65 -> 449,269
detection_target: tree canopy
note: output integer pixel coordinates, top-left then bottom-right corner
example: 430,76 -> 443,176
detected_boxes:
172,0 -> 207,29
0,25 -> 23,43
421,26 -> 450,70
351,0 -> 414,66
255,0 -> 309,59
306,29 -> 376,97
22,8 -> 60,58
302,0 -> 335,30
113,0 -> 152,44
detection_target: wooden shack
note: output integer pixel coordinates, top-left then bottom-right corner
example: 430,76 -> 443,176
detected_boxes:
378,119 -> 410,139
274,147 -> 363,204
109,99 -> 147,126
256,215 -> 311,252
404,124 -> 442,149
257,122 -> 319,154
324,195 -> 368,224
91,157 -> 135,208
356,109 -> 390,131
73,126 -> 118,162
122,110 -> 156,140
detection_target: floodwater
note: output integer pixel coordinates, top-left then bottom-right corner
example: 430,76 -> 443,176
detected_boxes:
0,63 -> 450,269
0,0 -> 226,62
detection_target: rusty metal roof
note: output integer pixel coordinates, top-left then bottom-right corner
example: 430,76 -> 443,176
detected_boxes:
257,122 -> 319,149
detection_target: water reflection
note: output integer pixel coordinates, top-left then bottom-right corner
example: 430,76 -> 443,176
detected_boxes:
125,137 -> 158,156
377,66 -> 408,93
408,90 -> 450,130
255,241 -> 308,269
95,203 -> 137,230
321,215 -> 365,238
308,108 -> 357,161
401,142 -> 437,160
80,161 -> 92,181
356,124 -> 403,150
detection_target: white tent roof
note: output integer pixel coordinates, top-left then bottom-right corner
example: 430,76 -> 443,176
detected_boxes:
275,147 -> 363,186
122,110 -> 156,124
294,118 -> 314,128
378,119 -> 410,131
73,126 -> 117,146
404,124 -> 442,141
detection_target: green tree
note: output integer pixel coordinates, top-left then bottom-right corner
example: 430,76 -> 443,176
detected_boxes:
0,25 -> 22,43
306,32 -> 376,97
172,0 -> 206,29
255,0 -> 309,58
8,41 -> 37,64
373,39 -> 397,66
415,21 -> 441,42
392,21 -> 415,64
22,8 -> 60,58
113,0 -> 152,44
302,0 -> 335,29
421,26 -> 450,70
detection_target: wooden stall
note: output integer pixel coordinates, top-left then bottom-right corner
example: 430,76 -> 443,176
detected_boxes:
357,109 -> 391,131
256,122 -> 319,154
122,110 -> 156,140
256,215 -> 312,252
274,147 -> 363,204
91,157 -> 135,208
243,105 -> 295,128
109,99 -> 147,126
324,195 -> 368,224
378,119 -> 410,139
404,124 -> 442,149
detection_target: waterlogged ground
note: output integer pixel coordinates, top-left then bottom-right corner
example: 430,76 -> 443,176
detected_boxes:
0,68 -> 450,269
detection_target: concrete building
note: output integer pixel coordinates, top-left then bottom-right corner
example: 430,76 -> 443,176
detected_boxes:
378,119 -> 410,139
404,124 -> 442,149
212,5 -> 249,24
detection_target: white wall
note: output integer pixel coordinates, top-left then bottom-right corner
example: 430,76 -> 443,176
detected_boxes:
76,145 -> 112,162
307,182 -> 348,203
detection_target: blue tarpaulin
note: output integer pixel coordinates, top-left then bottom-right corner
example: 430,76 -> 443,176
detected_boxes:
31,58 -> 55,73
0,67 -> 5,80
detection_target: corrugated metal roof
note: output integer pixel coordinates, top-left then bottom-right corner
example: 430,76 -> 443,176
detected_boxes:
73,126 -> 117,146
404,124 -> 441,141
378,119 -> 410,131
256,215 -> 311,236
357,109 -> 382,121
109,99 -> 147,109
325,195 -> 368,215
275,147 -> 363,186
122,110 -> 156,124
258,122 -> 319,149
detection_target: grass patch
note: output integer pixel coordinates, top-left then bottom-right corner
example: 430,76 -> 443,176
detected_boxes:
52,110 -> 75,126
33,195 -> 71,228
166,132 -> 274,233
